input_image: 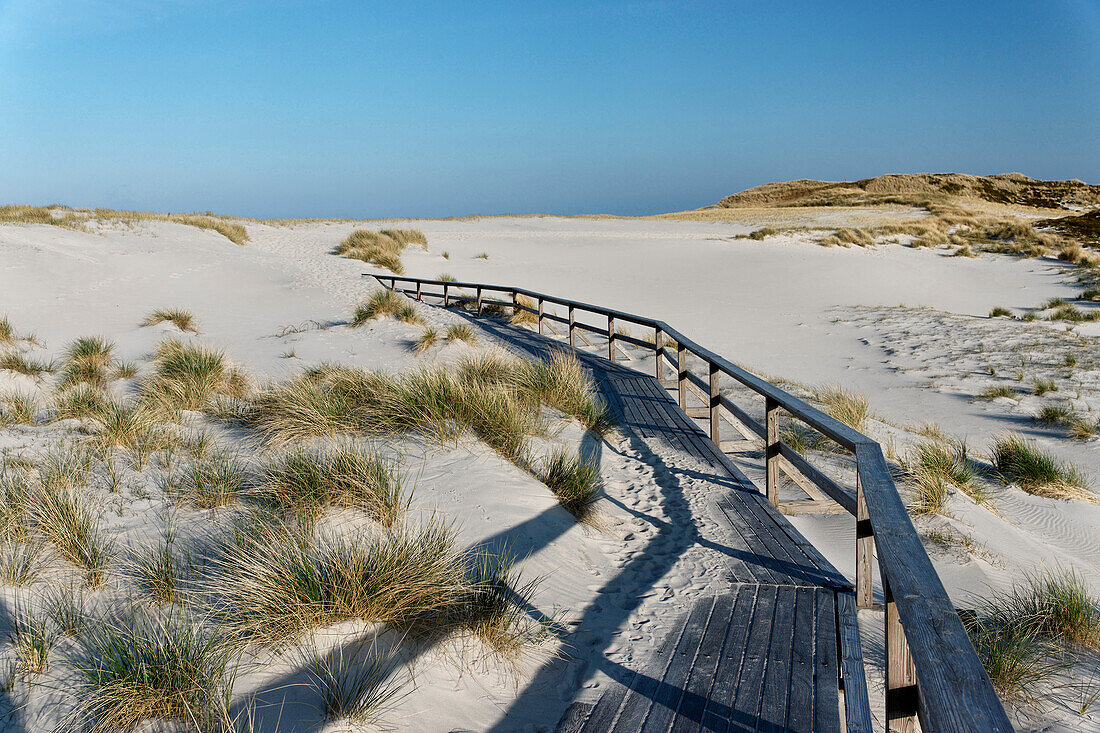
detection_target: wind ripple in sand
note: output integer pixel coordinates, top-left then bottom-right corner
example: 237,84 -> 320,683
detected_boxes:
994,489 -> 1100,571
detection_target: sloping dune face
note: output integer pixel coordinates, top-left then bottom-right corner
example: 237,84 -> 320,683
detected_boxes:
717,173 -> 1100,210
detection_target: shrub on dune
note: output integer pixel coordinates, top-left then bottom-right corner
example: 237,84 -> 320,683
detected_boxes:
975,570 -> 1100,649
963,618 -> 1055,704
413,327 -> 438,354
142,308 -> 199,333
25,475 -> 115,587
260,443 -> 407,526
244,376 -> 363,443
395,303 -> 423,325
818,386 -> 869,431
9,605 -> 57,674
990,433 -> 1093,501
301,639 -> 409,725
380,229 -> 427,248
446,324 -> 478,344
1,391 -> 39,425
128,530 -> 194,605
203,519 -> 467,645
87,397 -> 159,451
141,339 -> 250,412
460,551 -> 550,662
169,449 -> 251,509
61,336 -> 117,387
903,439 -> 984,513
0,542 -> 44,586
351,290 -> 406,326
0,351 -> 53,378
53,384 -> 112,421
70,606 -> 234,732
0,315 -> 17,344
509,294 -> 539,325
538,449 -> 603,522
336,230 -> 407,274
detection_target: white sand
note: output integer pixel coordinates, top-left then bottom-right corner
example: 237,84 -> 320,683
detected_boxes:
1,213 -> 1098,731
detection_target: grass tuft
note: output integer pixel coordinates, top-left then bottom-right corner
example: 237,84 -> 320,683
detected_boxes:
142,308 -> 199,333
302,639 -> 408,724
336,230 -> 408,273
414,327 -> 438,354
61,336 -> 116,387
203,519 -> 467,644
0,542 -> 44,586
260,443 -> 407,526
0,350 -> 53,377
351,290 -> 405,326
446,324 -> 478,344
9,605 -> 57,674
979,385 -> 1017,400
990,433 -> 1093,501
818,386 -> 869,431
988,306 -> 1012,318
1,391 -> 39,424
168,448 -> 250,509
538,449 -> 603,522
71,606 -> 234,731
141,339 -> 247,412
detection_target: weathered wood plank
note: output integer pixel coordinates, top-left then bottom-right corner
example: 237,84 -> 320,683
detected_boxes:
837,591 -> 873,733
665,593 -> 736,733
759,584 -> 797,730
814,589 -> 842,733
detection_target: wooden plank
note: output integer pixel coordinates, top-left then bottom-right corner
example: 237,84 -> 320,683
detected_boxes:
699,584 -> 757,731
722,492 -> 823,587
607,603 -> 702,732
814,589 -> 842,733
665,593 -> 736,733
727,584 -> 777,727
786,586 -> 819,733
713,496 -> 787,586
734,489 -> 851,590
720,439 -> 760,453
836,592 -> 873,733
779,499 -> 849,516
766,397 -> 780,506
758,584 -> 797,730
628,597 -> 718,731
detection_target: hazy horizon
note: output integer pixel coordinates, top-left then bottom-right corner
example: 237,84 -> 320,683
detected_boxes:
2,1 -> 1098,219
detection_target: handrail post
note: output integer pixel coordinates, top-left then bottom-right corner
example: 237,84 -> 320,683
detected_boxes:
538,298 -> 545,334
885,575 -> 919,733
416,280 -> 422,301
568,305 -> 576,348
765,397 -> 779,506
655,327 -> 663,381
677,344 -> 687,410
608,317 -> 616,362
476,286 -> 483,316
856,472 -> 874,608
443,283 -> 450,308
709,362 -> 720,444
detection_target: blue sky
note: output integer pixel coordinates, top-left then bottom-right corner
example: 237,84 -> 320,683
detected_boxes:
2,1 -> 1098,218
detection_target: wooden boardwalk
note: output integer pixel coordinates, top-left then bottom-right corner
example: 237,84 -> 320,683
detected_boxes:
377,275 -> 1016,733
466,319 -> 870,732
557,369 -> 867,733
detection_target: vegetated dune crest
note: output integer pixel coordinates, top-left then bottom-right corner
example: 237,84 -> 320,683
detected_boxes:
715,172 -> 1100,211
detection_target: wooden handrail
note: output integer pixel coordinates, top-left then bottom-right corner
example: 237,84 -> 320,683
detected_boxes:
367,273 -> 1012,732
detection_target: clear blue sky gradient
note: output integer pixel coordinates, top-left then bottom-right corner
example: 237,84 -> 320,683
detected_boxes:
2,1 -> 1098,218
